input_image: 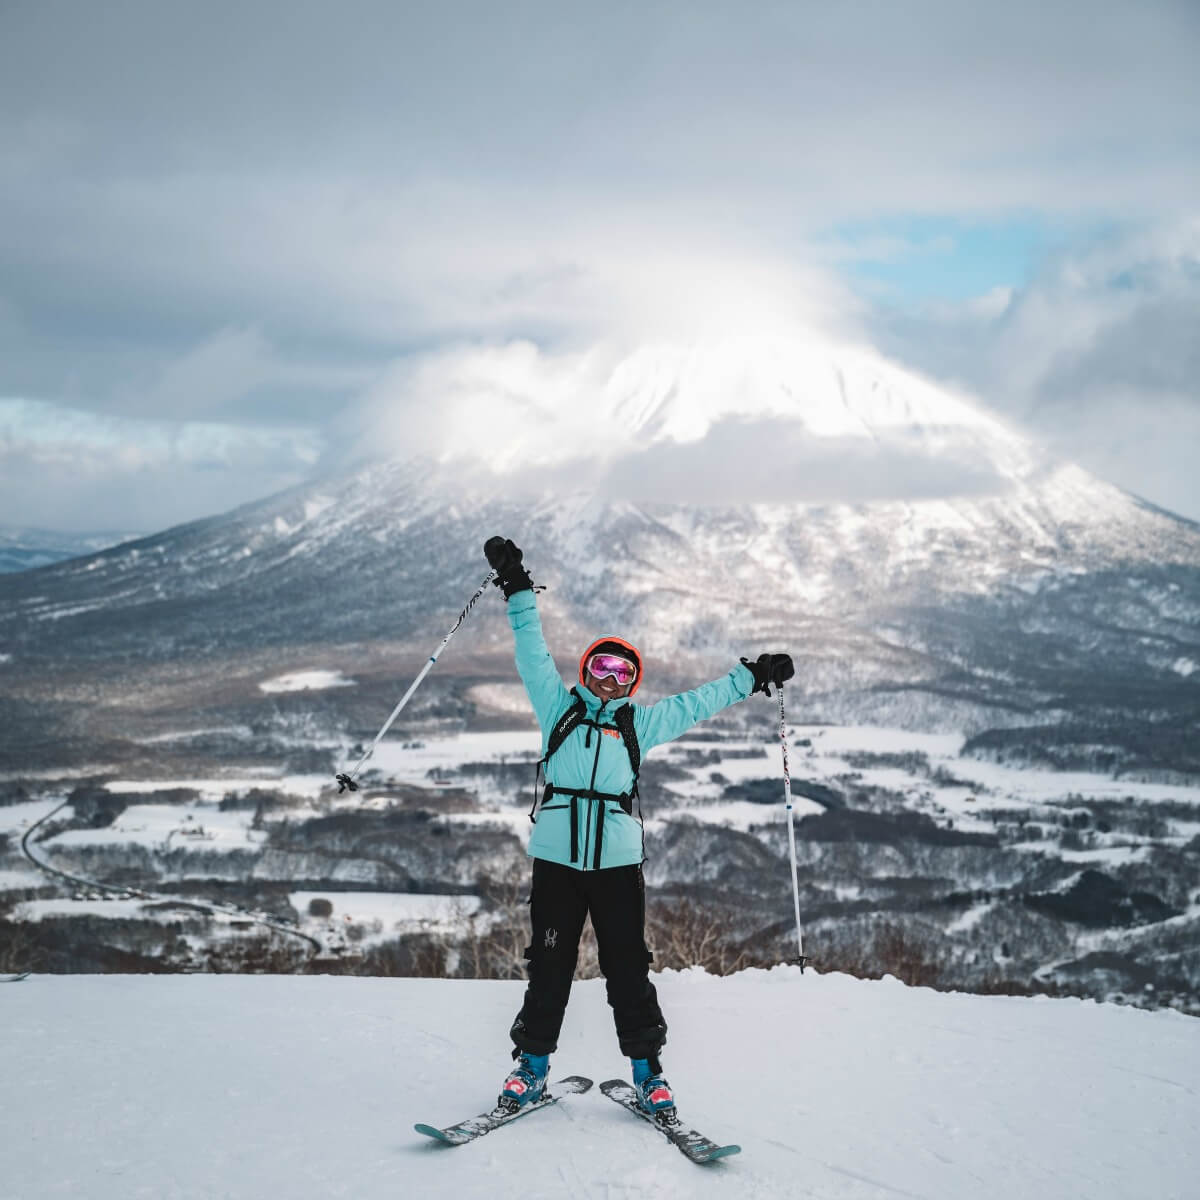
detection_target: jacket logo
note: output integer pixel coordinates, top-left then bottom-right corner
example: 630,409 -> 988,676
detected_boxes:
600,727 -> 622,740
544,927 -> 558,949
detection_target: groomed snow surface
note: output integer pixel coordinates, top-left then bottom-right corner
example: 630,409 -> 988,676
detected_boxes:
2,968 -> 1196,1200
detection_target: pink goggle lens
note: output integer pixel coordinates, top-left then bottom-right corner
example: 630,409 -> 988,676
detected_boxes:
587,653 -> 637,686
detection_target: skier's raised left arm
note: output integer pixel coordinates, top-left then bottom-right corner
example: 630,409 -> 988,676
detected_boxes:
634,653 -> 794,751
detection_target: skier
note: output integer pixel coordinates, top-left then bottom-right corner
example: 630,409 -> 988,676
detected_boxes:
484,536 -> 794,1119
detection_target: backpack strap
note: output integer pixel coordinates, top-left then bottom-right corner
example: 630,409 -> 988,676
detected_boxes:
613,702 -> 640,780
612,701 -> 647,862
529,689 -> 587,821
546,687 -> 588,762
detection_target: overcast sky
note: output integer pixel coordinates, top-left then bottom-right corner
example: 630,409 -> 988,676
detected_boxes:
1,0 -> 1198,530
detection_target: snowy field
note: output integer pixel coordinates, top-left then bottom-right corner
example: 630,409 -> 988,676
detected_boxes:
259,669 -> 356,694
104,775 -> 330,800
792,724 -> 1200,812
290,890 -> 482,944
48,803 -> 269,853
1,968 -> 1196,1200
0,866 -> 44,890
13,720 -> 1198,878
7,720 -> 1198,997
0,799 -> 75,838
367,729 -> 543,780
15,897 -> 181,922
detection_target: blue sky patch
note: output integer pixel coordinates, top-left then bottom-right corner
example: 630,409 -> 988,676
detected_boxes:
828,216 -> 1066,305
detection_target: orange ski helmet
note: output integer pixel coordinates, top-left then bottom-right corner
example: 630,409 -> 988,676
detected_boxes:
579,635 -> 643,697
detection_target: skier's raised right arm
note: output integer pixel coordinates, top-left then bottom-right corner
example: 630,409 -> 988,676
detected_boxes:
484,536 -> 571,732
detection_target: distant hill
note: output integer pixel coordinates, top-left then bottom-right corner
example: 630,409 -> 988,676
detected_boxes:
0,525 -> 143,573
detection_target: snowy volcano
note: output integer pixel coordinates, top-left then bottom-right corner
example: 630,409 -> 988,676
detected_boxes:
357,333 -> 1038,504
2,336 -> 1199,1026
0,333 -> 1198,770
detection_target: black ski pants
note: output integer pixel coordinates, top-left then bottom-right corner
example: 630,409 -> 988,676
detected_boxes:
510,858 -> 667,1062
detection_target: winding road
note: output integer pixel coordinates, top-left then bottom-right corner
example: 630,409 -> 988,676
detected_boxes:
19,799 -> 322,963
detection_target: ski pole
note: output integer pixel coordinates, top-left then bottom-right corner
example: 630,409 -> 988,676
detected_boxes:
777,683 -> 809,971
334,569 -> 497,794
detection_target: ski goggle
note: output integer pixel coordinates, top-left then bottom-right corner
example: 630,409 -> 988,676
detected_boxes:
586,653 -> 638,686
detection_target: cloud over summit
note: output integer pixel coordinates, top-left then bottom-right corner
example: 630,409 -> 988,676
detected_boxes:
345,331 -> 1034,508
0,2 -> 1197,526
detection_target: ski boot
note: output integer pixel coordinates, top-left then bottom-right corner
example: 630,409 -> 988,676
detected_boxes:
498,1052 -> 549,1112
632,1056 -> 677,1122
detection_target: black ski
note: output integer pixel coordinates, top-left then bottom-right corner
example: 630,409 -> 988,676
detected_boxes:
1,972 -> 31,983
599,1079 -> 740,1164
415,1075 -> 593,1146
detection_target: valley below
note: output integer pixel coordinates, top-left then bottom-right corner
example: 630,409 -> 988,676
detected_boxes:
3,669 -> 1197,1016
1,446 -> 1198,1017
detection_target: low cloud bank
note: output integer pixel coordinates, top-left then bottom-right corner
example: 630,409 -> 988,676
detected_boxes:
872,219 -> 1200,520
0,399 -> 320,530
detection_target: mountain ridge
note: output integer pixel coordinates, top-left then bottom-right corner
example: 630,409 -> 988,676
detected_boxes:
1,336 -> 1197,766
0,524 -> 144,574
0,454 -> 1197,737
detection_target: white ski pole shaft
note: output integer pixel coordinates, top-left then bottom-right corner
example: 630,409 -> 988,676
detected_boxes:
777,684 -> 808,969
335,570 -> 496,792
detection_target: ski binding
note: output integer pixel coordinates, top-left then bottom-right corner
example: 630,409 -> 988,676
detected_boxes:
599,1079 -> 740,1163
415,1075 -> 593,1146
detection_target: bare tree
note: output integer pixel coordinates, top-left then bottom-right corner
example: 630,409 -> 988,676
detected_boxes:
457,861 -> 604,981
646,896 -> 776,976
457,859 -> 533,980
0,921 -> 41,974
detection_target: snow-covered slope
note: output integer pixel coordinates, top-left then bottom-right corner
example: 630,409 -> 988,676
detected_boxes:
1,333 -> 1198,754
1,453 -> 1195,662
1,969 -> 1196,1200
1,457 -> 1196,750
601,338 -> 1018,445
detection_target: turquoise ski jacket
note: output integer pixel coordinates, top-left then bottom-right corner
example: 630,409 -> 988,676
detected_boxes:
507,590 -> 755,870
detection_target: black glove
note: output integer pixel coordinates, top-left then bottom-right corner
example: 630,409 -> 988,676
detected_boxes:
483,536 -> 534,599
741,652 -> 795,697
